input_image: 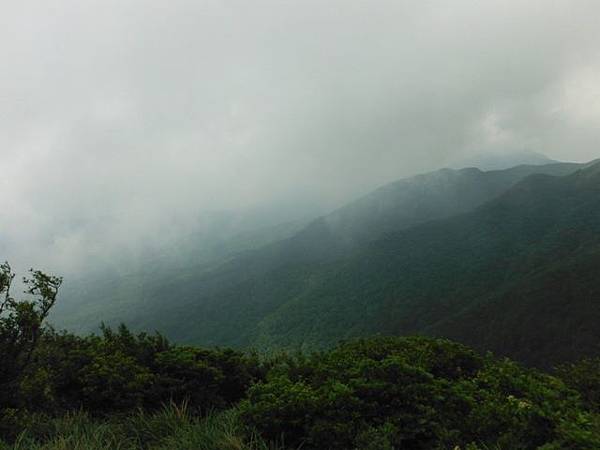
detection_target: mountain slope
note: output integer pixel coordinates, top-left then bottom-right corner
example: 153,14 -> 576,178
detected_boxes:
255,162 -> 600,367
52,217 -> 306,331
53,161 -> 588,352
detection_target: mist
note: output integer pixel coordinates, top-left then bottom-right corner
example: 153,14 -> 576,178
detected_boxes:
2,0 -> 600,277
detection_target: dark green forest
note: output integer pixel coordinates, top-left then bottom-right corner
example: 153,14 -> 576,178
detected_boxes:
2,262 -> 600,449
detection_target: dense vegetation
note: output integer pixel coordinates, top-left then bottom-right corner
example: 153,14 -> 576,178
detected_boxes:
2,264 -> 600,449
240,338 -> 600,449
254,162 -> 600,368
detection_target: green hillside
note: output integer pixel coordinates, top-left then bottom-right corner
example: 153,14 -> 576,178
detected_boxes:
52,161 -> 592,359
255,162 -> 600,367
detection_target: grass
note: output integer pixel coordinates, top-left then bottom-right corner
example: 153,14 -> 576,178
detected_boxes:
0,404 -> 285,450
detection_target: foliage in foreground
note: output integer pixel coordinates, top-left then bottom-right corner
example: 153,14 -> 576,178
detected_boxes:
240,337 -> 600,449
2,336 -> 600,449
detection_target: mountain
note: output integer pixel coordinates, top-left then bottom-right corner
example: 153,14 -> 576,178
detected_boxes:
429,164 -> 600,365
52,160 -> 590,362
253,161 -> 600,367
453,150 -> 556,171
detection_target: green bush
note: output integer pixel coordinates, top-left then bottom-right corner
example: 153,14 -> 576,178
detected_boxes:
556,358 -> 600,413
240,337 -> 600,449
18,325 -> 261,416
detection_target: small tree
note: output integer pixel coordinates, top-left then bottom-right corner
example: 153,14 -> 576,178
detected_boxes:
0,262 -> 62,405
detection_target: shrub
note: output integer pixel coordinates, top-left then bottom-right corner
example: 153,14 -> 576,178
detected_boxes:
240,336 -> 600,449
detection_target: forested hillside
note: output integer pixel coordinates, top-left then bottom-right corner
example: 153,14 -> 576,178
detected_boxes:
254,162 -> 600,367
52,161 -> 589,352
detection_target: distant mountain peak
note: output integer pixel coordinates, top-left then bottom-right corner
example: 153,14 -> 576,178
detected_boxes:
570,159 -> 600,185
579,158 -> 600,174
452,150 -> 556,171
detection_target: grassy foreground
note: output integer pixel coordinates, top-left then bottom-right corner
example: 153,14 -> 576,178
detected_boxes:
1,406 -> 283,450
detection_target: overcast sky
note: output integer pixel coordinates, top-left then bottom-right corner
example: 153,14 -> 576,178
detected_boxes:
1,0 -> 600,274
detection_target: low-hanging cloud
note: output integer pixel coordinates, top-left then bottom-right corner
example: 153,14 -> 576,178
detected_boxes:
1,0 -> 600,275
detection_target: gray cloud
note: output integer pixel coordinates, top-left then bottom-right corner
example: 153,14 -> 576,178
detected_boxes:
1,0 -> 600,274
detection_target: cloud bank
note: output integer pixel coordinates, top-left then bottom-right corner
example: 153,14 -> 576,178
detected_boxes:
1,0 -> 600,274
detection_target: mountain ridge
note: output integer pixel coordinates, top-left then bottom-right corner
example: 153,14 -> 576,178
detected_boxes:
52,159 -> 595,366
253,160 -> 600,366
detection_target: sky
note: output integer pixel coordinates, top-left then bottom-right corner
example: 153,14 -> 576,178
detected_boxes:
1,0 -> 600,275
